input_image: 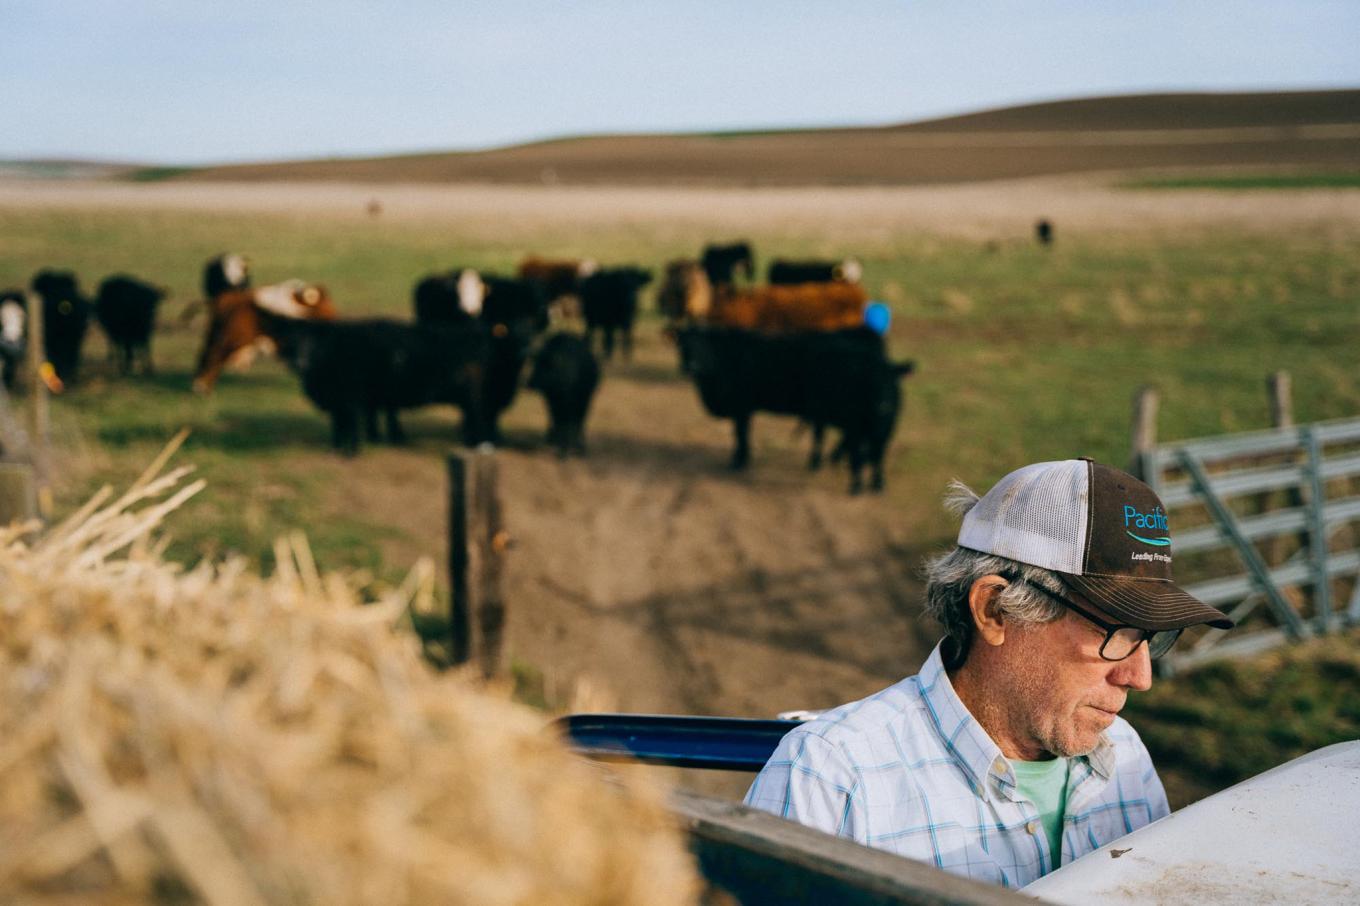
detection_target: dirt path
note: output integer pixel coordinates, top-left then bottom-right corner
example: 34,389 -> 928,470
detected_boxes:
342,332 -> 940,731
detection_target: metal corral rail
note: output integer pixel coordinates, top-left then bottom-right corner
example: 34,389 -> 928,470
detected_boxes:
1138,415 -> 1360,673
558,714 -> 1030,905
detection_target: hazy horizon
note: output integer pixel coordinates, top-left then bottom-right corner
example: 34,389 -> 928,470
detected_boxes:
6,1 -> 1360,166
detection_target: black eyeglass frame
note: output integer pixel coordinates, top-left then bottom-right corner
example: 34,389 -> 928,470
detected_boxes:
1007,577 -> 1182,661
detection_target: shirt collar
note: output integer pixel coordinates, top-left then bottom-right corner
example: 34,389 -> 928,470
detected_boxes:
918,641 -> 1115,801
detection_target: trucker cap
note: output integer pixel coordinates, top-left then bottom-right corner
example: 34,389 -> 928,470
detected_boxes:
957,459 -> 1234,632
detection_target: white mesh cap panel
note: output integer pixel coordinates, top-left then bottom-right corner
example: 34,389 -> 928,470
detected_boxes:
956,460 -> 1089,574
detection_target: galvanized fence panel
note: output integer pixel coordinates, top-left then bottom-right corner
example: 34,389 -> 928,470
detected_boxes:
1144,415 -> 1360,674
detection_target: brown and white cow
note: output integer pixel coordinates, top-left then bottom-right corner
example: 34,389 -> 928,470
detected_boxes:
657,260 -> 713,326
517,256 -> 598,298
700,282 -> 868,333
192,280 -> 337,393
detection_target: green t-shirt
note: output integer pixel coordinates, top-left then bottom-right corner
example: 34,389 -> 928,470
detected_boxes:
1010,756 -> 1070,872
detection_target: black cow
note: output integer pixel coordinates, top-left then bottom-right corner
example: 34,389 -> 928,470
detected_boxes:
30,270 -> 91,386
527,333 -> 600,458
95,275 -> 165,375
0,290 -> 26,389
1036,219 -> 1054,246
768,258 -> 863,285
676,326 -> 913,493
413,272 -> 547,442
263,314 -> 491,455
700,242 -> 754,288
203,253 -> 250,299
579,266 -> 652,361
412,268 -> 486,325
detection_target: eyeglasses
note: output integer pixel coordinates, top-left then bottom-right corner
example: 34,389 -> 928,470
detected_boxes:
1009,578 -> 1182,661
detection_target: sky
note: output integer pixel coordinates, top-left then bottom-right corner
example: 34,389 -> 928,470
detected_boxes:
3,1 -> 1359,165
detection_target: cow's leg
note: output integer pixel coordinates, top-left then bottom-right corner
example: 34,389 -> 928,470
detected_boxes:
808,423 -> 825,470
621,326 -> 633,361
868,436 -> 887,492
332,407 -> 360,456
602,328 -> 615,361
846,434 -> 866,495
385,408 -> 407,445
731,414 -> 752,470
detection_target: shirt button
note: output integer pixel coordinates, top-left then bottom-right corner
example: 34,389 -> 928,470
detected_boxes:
1026,821 -> 1041,835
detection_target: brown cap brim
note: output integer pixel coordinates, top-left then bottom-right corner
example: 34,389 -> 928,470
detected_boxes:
1063,573 -> 1235,631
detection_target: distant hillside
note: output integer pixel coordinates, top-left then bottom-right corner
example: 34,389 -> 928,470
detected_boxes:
178,89 -> 1360,186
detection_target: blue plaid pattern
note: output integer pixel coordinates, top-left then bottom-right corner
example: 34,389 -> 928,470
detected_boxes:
743,643 -> 1169,888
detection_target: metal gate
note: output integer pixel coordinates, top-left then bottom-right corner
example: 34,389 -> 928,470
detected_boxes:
1139,416 -> 1360,674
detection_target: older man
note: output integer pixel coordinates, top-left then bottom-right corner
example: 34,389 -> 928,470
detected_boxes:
744,458 -> 1233,889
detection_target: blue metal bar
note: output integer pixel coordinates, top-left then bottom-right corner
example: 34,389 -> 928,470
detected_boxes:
556,713 -> 799,772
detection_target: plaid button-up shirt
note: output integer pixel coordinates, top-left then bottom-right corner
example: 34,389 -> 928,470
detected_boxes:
743,643 -> 1169,888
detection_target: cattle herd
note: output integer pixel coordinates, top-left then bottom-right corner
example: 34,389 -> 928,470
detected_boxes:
1,244 -> 914,493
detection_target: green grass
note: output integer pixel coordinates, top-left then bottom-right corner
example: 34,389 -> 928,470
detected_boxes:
2,201 -> 1358,800
124,166 -> 196,182
4,205 -> 1359,552
1123,172 -> 1360,190
1127,629 -> 1360,807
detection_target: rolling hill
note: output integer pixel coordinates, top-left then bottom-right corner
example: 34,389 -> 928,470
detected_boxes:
149,89 -> 1360,186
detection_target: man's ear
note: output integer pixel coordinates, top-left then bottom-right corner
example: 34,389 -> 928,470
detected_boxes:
968,575 -> 1010,648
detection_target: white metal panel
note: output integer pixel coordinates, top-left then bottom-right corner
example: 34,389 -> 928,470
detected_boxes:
1025,741 -> 1360,904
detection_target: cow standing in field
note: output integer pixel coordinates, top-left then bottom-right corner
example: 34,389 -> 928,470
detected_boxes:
192,280 -> 337,392
413,270 -> 549,442
477,275 -> 550,440
263,314 -> 491,455
95,275 -> 165,375
657,260 -> 712,326
0,290 -> 26,389
579,266 -> 652,361
203,253 -> 251,299
705,282 -> 868,333
30,269 -> 91,387
517,256 -> 598,319
767,258 -> 863,285
700,242 -> 754,288
527,333 -> 600,458
413,268 -> 488,323
676,326 -> 913,494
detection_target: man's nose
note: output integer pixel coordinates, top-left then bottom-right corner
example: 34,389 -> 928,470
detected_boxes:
1112,642 -> 1153,691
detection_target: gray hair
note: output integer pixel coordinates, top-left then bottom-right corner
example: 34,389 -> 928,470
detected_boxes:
924,480 -> 1067,665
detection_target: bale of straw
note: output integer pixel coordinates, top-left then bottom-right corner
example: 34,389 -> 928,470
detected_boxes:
0,439 -> 699,905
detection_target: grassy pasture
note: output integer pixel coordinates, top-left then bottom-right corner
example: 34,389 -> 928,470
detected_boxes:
2,197 -> 1358,578
1125,172 -> 1360,190
3,187 -> 1360,807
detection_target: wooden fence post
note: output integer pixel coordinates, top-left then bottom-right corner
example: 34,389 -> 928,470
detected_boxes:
24,291 -> 50,519
1129,385 -> 1159,481
1267,371 -> 1294,429
472,448 -> 508,679
447,454 -> 471,664
447,448 -> 508,678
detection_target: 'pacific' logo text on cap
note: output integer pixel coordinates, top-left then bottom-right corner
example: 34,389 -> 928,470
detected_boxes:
1124,504 -> 1171,547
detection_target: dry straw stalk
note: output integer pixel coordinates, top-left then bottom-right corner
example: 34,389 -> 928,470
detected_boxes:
0,434 -> 699,905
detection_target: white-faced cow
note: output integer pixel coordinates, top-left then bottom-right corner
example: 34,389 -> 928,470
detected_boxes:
192,280 -> 337,393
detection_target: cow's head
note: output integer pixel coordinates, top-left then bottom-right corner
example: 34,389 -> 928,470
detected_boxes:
192,282 -> 335,393
457,269 -> 486,316
836,258 -> 863,283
